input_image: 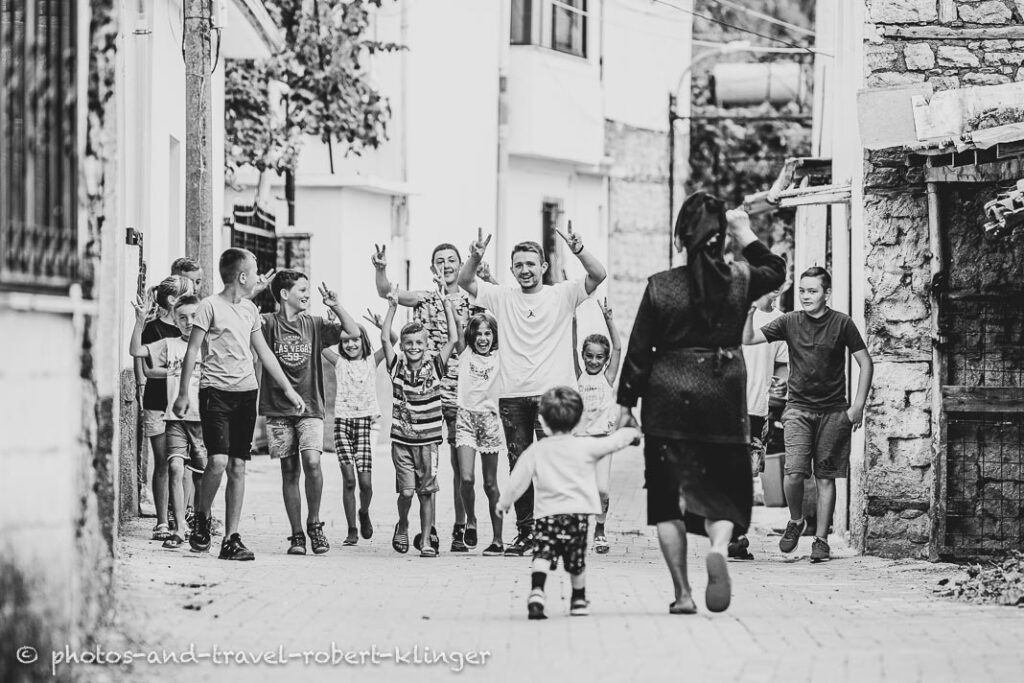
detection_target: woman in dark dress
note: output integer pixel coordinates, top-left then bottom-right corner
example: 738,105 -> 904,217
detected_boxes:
617,193 -> 785,614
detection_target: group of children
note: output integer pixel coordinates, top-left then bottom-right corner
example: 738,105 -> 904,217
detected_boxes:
130,242 -> 630,611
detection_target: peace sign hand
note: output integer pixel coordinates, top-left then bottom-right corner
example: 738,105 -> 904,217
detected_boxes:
371,243 -> 387,271
469,227 -> 492,259
555,220 -> 583,254
430,268 -> 446,295
318,282 -> 339,309
363,308 -> 384,330
598,297 -> 613,320
252,268 -> 276,296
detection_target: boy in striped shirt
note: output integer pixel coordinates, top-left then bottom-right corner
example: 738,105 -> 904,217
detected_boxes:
381,283 -> 460,558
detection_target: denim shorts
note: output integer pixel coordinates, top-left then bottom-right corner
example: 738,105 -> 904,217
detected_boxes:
782,406 -> 852,479
266,416 -> 324,459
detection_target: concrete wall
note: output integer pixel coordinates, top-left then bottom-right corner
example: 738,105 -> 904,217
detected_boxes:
858,0 -> 1023,557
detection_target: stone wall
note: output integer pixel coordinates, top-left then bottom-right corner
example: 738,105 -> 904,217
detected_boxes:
860,0 -> 1024,557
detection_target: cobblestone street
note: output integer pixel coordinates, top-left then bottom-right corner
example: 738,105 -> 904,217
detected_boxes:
81,445 -> 1024,683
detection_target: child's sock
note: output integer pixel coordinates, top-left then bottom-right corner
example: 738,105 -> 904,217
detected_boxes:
571,586 -> 587,602
531,572 -> 547,591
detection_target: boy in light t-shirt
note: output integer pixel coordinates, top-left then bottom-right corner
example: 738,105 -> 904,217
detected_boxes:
458,225 -> 608,556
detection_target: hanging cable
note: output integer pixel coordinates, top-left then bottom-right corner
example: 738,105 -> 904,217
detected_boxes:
703,0 -> 815,37
649,0 -> 817,55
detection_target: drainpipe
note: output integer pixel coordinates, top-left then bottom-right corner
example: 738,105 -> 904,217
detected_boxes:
926,181 -> 947,560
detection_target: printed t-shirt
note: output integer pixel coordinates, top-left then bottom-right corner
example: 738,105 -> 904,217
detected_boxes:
333,355 -> 380,419
145,336 -> 201,421
259,311 -> 343,418
140,318 -> 181,410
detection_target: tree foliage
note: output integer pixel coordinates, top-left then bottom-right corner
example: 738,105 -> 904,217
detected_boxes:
224,0 -> 403,177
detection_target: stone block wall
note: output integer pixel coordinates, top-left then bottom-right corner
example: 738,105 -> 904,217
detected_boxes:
860,0 -> 1024,557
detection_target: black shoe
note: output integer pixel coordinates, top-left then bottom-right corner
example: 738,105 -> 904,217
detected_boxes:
728,535 -> 754,560
308,522 -> 330,555
189,513 -> 212,552
464,526 -> 478,548
219,533 -> 255,561
450,525 -> 468,552
810,537 -> 831,562
287,531 -> 307,556
779,519 -> 806,554
358,509 -> 373,539
482,542 -> 504,556
504,533 -> 532,556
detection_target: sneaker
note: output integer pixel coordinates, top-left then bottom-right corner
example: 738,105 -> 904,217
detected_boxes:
482,542 -> 504,556
162,534 -> 184,549
527,589 -> 547,620
219,533 -> 255,561
810,537 -> 831,563
464,526 -> 478,548
594,534 -> 610,554
728,535 -> 754,560
151,523 -> 171,541
504,533 -> 532,557
451,525 -> 468,553
569,597 -> 590,616
307,522 -> 330,555
779,518 -> 806,554
189,513 -> 211,552
287,531 -> 307,556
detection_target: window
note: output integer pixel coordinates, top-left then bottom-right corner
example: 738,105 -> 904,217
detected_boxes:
232,203 -> 277,312
551,0 -> 586,58
511,0 -> 532,44
0,1 -> 79,292
541,200 -> 563,286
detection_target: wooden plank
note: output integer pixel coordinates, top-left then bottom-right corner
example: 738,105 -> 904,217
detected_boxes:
942,386 -> 1024,413
882,26 -> 1024,40
925,158 -> 1024,183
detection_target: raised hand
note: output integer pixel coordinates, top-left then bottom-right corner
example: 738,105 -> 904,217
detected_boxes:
725,209 -> 752,236
132,290 -> 158,324
598,297 -> 613,320
385,283 -> 399,308
252,268 -> 276,296
469,227 -> 492,259
555,219 -> 583,254
318,282 -> 339,309
371,243 -> 387,271
431,269 -> 446,295
362,308 -> 384,330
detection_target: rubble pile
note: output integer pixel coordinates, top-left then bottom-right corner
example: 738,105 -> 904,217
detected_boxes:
934,552 -> 1024,606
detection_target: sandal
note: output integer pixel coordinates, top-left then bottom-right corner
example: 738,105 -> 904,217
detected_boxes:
420,547 -> 438,558
705,552 -> 732,613
669,598 -> 698,615
359,509 -> 373,539
343,527 -> 358,546
392,524 -> 409,554
429,526 -> 440,551
594,534 -> 610,554
152,523 -> 171,541
413,532 -> 423,551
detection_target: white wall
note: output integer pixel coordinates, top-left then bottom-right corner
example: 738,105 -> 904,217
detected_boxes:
602,0 -> 693,132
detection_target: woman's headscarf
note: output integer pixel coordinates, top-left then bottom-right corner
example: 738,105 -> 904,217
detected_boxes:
675,192 -> 732,326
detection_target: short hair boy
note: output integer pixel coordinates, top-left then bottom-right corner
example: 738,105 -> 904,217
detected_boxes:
173,248 -> 307,561
497,386 -> 639,620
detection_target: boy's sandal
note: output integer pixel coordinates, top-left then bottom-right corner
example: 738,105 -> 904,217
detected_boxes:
594,534 -> 610,554
343,528 -> 358,546
152,523 -> 171,541
669,598 -> 698,615
413,532 -> 423,552
392,524 -> 409,554
420,547 -> 438,558
429,526 -> 440,551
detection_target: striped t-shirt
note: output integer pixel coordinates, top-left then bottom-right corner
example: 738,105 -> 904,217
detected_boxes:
389,354 -> 447,445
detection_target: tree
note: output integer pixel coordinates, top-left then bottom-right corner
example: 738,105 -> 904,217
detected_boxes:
225,0 -> 402,224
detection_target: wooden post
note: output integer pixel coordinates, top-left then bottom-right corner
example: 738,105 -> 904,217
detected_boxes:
184,0 -> 214,296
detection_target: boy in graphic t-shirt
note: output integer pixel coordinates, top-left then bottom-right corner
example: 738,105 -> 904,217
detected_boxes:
743,266 -> 873,563
174,248 -> 307,561
260,270 -> 360,556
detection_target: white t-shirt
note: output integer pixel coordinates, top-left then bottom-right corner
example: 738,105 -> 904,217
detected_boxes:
743,307 -> 789,417
333,356 -> 380,419
192,294 -> 261,391
457,350 -> 500,413
472,278 -> 590,398
574,371 -> 616,436
498,429 -> 639,518
145,336 -> 201,421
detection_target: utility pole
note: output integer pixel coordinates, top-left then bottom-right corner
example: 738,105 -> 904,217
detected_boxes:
184,0 -> 214,296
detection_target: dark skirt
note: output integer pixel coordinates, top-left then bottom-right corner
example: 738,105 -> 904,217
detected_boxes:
644,437 -> 752,536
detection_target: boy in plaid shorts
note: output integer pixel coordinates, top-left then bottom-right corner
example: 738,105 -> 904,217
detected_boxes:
498,386 -> 638,619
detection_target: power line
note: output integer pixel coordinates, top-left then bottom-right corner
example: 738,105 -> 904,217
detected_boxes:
649,0 -> 817,55
703,0 -> 815,37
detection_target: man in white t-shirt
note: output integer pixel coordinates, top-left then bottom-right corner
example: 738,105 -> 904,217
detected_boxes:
458,224 -> 607,555
731,286 -> 788,559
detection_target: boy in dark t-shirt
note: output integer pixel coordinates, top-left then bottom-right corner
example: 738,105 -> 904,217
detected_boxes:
261,270 -> 360,556
744,266 -> 873,563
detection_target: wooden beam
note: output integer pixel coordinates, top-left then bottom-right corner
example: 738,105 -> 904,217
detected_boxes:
924,158 -> 1024,183
942,386 -> 1024,413
882,26 -> 1024,40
